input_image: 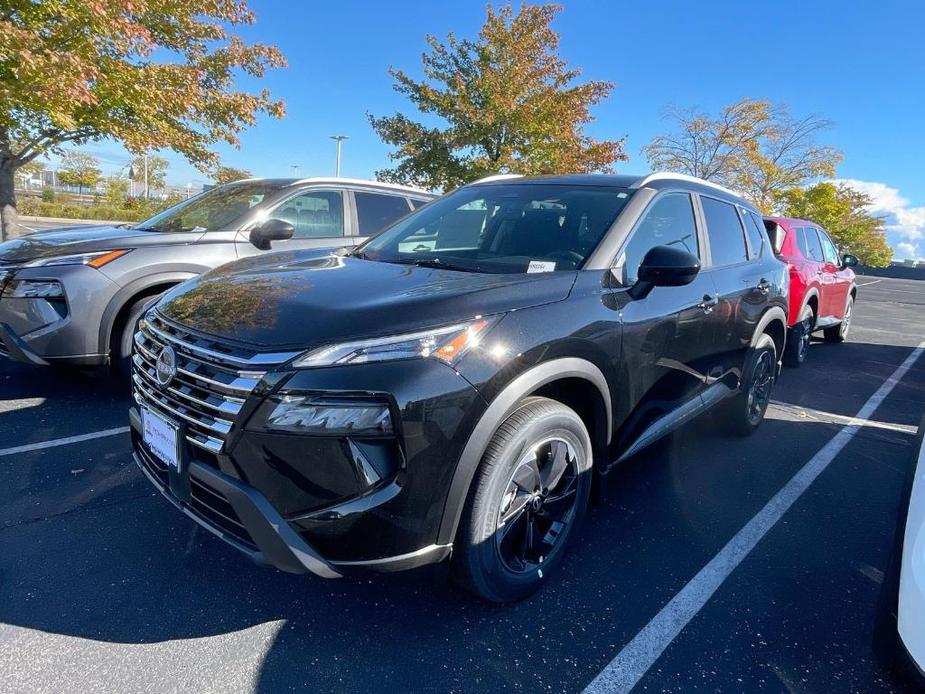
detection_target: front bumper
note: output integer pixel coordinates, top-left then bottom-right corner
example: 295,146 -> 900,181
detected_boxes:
130,407 -> 342,578
0,266 -> 116,365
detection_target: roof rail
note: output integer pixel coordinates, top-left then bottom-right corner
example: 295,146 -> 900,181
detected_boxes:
468,174 -> 524,185
288,177 -> 434,195
633,172 -> 743,199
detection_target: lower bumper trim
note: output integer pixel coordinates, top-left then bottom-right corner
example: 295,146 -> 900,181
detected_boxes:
0,322 -> 49,366
331,544 -> 453,573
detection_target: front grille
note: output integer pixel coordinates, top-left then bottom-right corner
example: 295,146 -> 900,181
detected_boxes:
132,310 -> 300,454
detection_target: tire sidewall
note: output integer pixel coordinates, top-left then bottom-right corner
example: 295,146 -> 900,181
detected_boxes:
733,335 -> 777,435
463,402 -> 593,601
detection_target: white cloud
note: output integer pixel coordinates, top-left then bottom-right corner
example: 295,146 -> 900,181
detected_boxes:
831,179 -> 925,249
895,242 -> 920,260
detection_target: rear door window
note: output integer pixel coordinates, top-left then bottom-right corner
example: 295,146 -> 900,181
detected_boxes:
700,196 -> 748,267
803,227 -> 825,262
355,192 -> 412,235
618,193 -> 699,285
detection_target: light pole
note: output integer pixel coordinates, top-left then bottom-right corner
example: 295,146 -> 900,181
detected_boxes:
330,135 -> 349,177
290,164 -> 300,178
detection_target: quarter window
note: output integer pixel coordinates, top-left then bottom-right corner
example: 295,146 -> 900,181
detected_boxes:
271,190 -> 344,239
742,210 -> 765,259
618,193 -> 699,285
701,196 -> 748,267
356,192 -> 412,235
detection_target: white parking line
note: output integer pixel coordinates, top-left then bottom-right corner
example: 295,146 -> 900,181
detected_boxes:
0,427 -> 130,457
857,279 -> 882,286
585,340 -> 925,694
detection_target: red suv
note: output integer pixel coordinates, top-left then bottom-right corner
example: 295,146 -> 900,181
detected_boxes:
764,217 -> 859,367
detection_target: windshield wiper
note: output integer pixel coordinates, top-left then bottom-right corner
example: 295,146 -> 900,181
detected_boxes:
398,258 -> 480,273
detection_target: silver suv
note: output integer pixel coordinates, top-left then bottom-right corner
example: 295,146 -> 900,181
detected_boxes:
0,178 -> 434,372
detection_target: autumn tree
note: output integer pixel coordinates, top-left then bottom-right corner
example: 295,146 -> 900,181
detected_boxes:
777,182 -> 892,267
57,150 -> 101,196
16,159 -> 44,183
369,3 -> 625,191
0,0 -> 286,240
129,154 -> 169,195
644,98 -> 842,212
213,165 -> 253,184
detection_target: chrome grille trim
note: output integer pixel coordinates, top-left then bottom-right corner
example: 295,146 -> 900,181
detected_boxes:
132,309 -> 300,455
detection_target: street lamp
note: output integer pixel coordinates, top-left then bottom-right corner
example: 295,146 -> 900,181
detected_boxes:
329,135 -> 349,177
290,164 -> 300,178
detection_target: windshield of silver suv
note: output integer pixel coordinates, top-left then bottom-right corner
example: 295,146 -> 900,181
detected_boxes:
357,183 -> 633,273
135,181 -> 288,233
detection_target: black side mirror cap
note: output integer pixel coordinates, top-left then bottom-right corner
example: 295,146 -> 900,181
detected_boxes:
841,253 -> 859,269
629,245 -> 701,300
250,218 -> 295,250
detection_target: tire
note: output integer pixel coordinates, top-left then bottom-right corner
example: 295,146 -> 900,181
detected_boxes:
112,296 -> 153,382
783,304 -> 814,368
452,396 -> 593,603
722,334 -> 777,437
824,295 -> 854,343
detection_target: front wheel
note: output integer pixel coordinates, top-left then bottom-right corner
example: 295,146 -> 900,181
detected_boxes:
722,334 -> 777,437
453,397 -> 593,603
824,295 -> 854,343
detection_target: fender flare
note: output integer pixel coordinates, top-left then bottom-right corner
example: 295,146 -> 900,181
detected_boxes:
751,305 -> 787,349
799,286 -> 821,318
436,357 -> 612,545
97,272 -> 198,354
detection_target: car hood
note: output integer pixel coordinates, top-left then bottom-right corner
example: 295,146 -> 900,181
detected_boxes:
156,251 -> 576,349
0,225 -> 204,264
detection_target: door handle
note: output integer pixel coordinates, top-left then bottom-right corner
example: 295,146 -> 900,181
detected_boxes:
697,294 -> 719,313
756,278 -> 772,294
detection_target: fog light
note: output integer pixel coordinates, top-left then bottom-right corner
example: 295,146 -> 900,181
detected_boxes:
265,396 -> 393,435
7,280 -> 64,298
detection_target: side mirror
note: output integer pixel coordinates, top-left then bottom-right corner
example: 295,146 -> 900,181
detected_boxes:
250,218 -> 295,250
841,253 -> 859,269
628,245 -> 701,300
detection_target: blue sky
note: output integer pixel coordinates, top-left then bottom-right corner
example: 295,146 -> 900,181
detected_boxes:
81,1 -> 925,258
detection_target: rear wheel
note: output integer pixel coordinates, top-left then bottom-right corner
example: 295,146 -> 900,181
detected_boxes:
453,397 -> 593,603
783,305 -> 814,368
723,334 -> 777,437
824,295 -> 854,343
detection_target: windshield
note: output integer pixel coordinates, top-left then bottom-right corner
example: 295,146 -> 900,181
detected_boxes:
136,182 -> 287,233
358,183 -> 634,273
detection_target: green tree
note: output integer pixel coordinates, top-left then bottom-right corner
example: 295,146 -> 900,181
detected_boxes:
644,98 -> 842,213
103,176 -> 129,207
57,150 -> 101,196
777,182 -> 893,267
213,165 -> 253,185
129,154 -> 169,195
0,0 -> 286,240
369,3 -> 625,191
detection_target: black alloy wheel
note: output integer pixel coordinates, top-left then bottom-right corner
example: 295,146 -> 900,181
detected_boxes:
494,438 -> 580,574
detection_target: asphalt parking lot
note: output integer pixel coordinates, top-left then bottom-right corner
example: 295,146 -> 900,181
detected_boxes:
1,277 -> 923,693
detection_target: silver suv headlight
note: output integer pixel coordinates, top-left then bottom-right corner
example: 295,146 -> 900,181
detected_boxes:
292,317 -> 497,368
23,249 -> 131,268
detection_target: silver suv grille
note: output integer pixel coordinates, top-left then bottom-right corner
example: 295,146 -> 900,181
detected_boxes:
132,311 -> 300,454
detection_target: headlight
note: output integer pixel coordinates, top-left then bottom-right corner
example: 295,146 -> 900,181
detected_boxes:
265,397 -> 393,435
6,279 -> 64,298
292,318 -> 496,368
24,249 -> 131,268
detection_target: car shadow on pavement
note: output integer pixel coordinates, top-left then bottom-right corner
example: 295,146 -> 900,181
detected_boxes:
0,341 -> 922,691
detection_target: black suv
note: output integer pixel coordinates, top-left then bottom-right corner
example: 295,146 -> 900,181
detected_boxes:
130,173 -> 788,602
